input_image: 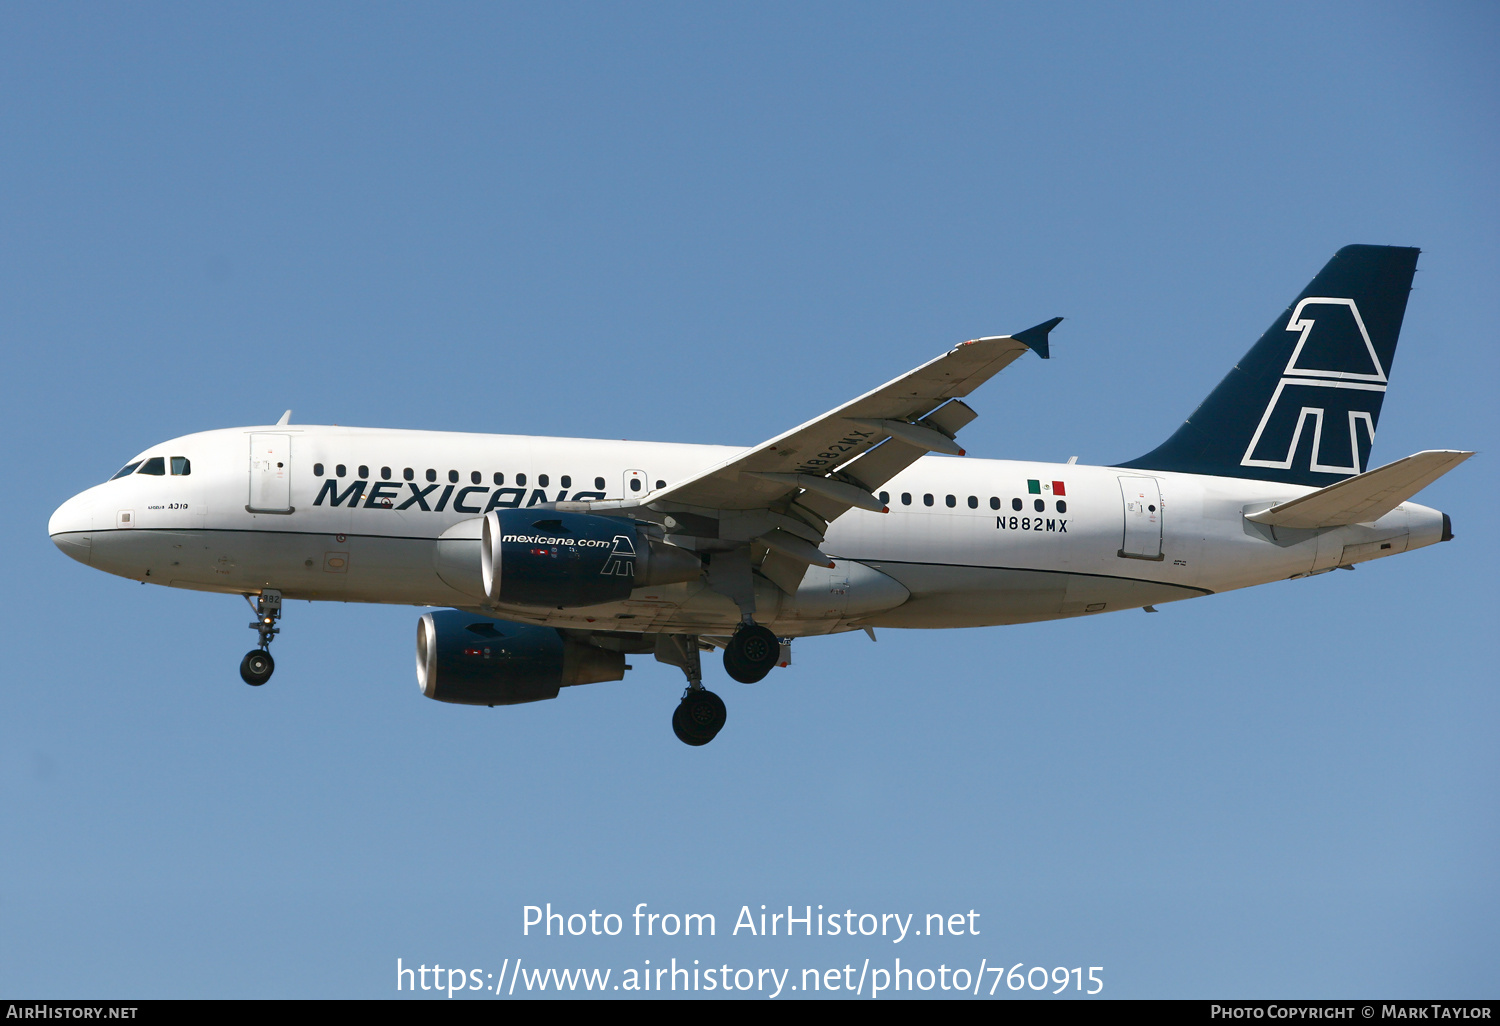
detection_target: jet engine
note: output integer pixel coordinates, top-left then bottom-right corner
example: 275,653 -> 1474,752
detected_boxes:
479,509 -> 700,608
416,610 -> 626,706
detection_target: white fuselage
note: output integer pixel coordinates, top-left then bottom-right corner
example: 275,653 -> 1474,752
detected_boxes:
48,424 -> 1447,637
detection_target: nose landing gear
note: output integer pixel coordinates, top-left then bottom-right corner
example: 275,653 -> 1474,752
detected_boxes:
240,590 -> 282,686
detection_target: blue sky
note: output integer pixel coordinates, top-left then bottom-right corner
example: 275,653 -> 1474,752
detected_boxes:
2,2 -> 1496,999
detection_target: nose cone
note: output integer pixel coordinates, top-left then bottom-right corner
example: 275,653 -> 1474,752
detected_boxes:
49,491 -> 95,566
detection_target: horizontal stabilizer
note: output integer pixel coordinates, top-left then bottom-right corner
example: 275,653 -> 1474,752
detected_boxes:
1245,450 -> 1473,528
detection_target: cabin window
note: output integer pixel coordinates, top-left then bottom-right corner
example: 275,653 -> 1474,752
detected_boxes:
1012,498 -> 1023,511
923,493 -> 933,506
516,473 -> 527,486
337,464 -> 347,478
561,475 -> 571,488
380,467 -> 391,480
656,479 -> 666,489
171,457 -> 192,476
313,463 -> 324,476
470,471 -> 481,484
945,494 -> 956,508
137,457 -> 166,476
1034,499 -> 1045,512
967,495 -> 977,509
111,462 -> 142,481
989,497 -> 1000,510
594,477 -> 606,490
493,472 -> 504,485
403,468 -> 413,481
539,474 -> 549,487
878,491 -> 890,504
901,493 -> 911,505
1057,500 -> 1067,513
359,465 -> 370,478
448,470 -> 458,483
629,478 -> 641,492
426,469 -> 437,483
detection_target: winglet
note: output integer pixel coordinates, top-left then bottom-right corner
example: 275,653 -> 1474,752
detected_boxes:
275,410 -> 292,426
1011,317 -> 1063,360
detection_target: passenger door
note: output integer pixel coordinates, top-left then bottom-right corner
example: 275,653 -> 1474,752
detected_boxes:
248,434 -> 293,513
1117,475 -> 1163,561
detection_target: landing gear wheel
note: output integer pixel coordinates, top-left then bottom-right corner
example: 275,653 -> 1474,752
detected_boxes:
240,650 -> 274,686
672,689 -> 727,746
723,623 -> 780,684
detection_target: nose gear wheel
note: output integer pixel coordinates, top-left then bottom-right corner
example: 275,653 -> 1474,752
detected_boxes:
240,650 -> 274,686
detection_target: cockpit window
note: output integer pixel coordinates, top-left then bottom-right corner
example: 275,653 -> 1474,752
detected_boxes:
110,461 -> 142,481
171,456 -> 191,476
137,457 -> 166,476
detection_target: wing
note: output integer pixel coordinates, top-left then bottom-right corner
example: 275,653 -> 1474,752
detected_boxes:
650,320 -> 1057,515
561,318 -> 1060,594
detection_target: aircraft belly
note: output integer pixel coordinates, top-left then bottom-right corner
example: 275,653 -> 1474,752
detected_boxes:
341,534 -> 481,605
858,563 -> 1206,628
1200,509 -> 1415,592
482,571 -> 899,639
1055,575 -> 1204,618
856,563 -> 1064,627
483,578 -> 742,636
84,528 -> 477,606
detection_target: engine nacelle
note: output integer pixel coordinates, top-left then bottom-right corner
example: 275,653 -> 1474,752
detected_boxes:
480,509 -> 700,608
416,610 -> 625,706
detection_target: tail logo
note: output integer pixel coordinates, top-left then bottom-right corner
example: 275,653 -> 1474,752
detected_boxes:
1240,297 -> 1388,475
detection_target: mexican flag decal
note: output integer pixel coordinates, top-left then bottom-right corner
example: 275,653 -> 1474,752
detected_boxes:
1027,479 -> 1066,496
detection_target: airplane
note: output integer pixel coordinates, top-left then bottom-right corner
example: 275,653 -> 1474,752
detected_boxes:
47,245 -> 1471,746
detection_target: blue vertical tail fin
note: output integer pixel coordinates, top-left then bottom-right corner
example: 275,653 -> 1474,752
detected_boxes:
1117,245 -> 1420,486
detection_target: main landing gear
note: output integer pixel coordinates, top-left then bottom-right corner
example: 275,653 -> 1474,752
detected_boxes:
657,624 -> 787,745
723,622 -> 780,684
673,689 -> 728,748
656,634 -> 727,746
239,589 -> 282,686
